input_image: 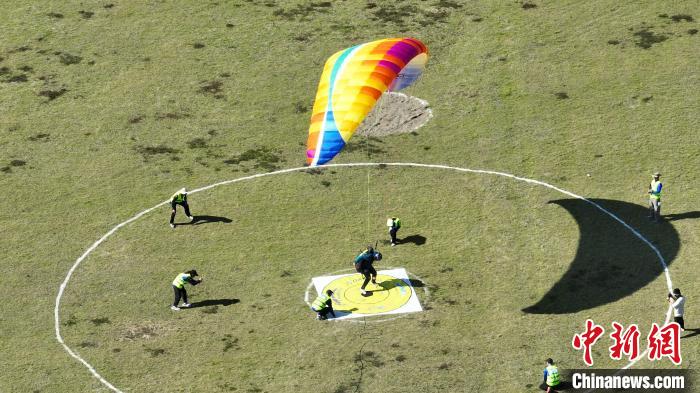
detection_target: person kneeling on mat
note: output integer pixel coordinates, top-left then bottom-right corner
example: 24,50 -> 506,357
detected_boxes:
311,290 -> 336,320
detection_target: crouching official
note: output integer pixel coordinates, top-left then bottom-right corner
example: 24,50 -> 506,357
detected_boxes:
171,270 -> 202,311
311,289 -> 336,320
542,358 -> 560,392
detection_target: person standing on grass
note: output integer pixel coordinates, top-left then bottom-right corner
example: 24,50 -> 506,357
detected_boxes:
647,172 -> 663,222
668,288 -> 686,331
171,270 -> 202,311
311,289 -> 336,320
387,217 -> 401,246
170,187 -> 194,228
354,245 -> 382,296
542,358 -> 560,393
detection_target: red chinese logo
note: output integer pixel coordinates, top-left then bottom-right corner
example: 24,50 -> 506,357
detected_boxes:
572,319 -> 605,366
647,322 -> 682,365
572,320 -> 682,366
609,322 -> 640,361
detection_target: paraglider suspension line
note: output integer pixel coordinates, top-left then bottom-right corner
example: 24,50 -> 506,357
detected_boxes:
366,163 -> 371,237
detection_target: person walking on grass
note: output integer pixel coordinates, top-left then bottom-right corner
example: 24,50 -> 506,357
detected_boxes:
648,172 -> 663,222
387,217 -> 401,246
311,289 -> 336,320
171,270 -> 202,310
170,187 -> 194,228
542,358 -> 560,393
668,288 -> 686,331
354,245 -> 382,296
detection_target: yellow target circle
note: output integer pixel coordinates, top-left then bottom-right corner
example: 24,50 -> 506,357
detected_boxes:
322,273 -> 413,315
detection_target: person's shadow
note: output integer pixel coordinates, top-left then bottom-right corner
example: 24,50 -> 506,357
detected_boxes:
538,381 -> 572,391
377,278 -> 422,290
663,211 -> 700,222
378,279 -> 401,291
188,298 -> 240,308
681,328 -> 700,339
331,307 -> 359,318
399,234 -> 427,246
187,215 -> 233,225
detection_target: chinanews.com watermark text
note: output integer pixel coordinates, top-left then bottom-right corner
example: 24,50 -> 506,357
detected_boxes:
562,369 -> 692,392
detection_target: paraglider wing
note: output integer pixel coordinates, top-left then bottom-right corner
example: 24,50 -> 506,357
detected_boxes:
306,38 -> 428,166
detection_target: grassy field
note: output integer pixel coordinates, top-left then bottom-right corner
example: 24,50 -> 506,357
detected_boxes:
1,0 -> 698,392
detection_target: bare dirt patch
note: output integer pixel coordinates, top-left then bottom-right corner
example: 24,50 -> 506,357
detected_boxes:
121,322 -> 163,340
355,93 -> 432,138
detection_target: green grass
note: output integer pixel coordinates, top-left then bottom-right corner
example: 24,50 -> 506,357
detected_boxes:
1,0 -> 699,392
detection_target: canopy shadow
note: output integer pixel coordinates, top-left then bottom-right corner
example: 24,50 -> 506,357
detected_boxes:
522,199 -> 679,314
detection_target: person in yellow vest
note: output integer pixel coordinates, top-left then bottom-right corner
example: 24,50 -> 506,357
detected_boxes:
171,270 -> 202,311
387,217 -> 401,246
647,172 -> 663,222
311,289 -> 336,320
542,358 -> 560,392
170,187 -> 194,228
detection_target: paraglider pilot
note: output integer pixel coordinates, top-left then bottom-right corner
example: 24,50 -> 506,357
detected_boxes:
354,245 -> 382,296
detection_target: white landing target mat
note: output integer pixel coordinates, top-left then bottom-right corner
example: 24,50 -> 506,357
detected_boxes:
311,268 -> 423,320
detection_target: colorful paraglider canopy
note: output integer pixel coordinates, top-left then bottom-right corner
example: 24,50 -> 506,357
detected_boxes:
306,38 -> 428,166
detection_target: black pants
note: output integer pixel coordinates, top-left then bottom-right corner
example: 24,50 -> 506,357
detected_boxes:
317,308 -> 332,320
361,266 -> 377,290
389,227 -> 398,244
173,285 -> 188,306
170,201 -> 191,224
674,316 -> 685,330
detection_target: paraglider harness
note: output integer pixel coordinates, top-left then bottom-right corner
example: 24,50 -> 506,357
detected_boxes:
354,245 -> 382,273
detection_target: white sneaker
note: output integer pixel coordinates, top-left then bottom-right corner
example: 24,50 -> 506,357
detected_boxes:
182,303 -> 191,308
170,305 -> 180,311
188,216 -> 194,222
170,223 -> 175,228
361,289 -> 367,295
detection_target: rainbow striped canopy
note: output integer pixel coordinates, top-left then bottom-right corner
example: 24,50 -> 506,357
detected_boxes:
306,38 -> 428,166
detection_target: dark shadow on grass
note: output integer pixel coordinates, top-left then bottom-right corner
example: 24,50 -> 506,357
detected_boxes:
538,381 -> 573,391
523,199 -> 679,314
681,328 -> 700,340
663,211 -> 700,222
188,215 -> 232,225
399,234 -> 426,246
189,298 -> 240,308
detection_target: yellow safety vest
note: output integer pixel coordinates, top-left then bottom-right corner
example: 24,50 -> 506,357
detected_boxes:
172,273 -> 191,288
546,365 -> 560,386
649,180 -> 662,200
171,188 -> 187,203
312,293 -> 331,311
